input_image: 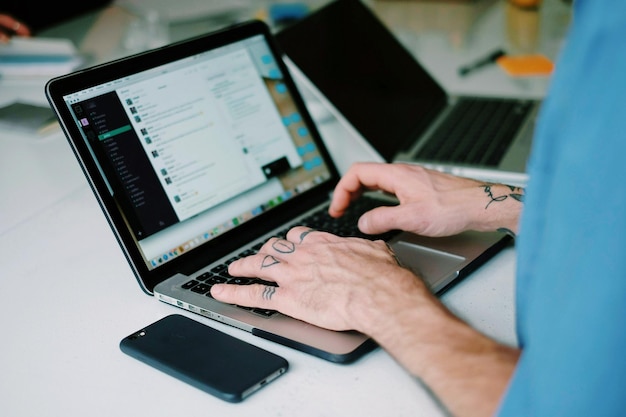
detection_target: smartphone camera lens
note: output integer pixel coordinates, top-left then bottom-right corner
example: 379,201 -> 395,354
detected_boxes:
128,330 -> 146,340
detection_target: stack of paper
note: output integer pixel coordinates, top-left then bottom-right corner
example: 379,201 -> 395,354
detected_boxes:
0,37 -> 84,78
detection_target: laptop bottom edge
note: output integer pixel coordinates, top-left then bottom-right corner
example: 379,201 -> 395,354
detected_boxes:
252,328 -> 379,364
155,292 -> 378,364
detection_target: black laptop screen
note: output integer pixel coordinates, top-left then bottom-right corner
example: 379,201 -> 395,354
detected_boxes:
276,0 -> 448,161
61,34 -> 332,270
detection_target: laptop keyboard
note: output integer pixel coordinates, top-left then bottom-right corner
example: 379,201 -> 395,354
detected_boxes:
181,196 -> 397,317
294,196 -> 398,240
415,98 -> 533,166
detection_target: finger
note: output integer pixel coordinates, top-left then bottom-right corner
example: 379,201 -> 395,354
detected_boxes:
210,283 -> 280,310
228,251 -> 282,281
0,16 -> 31,37
268,237 -> 296,254
328,185 -> 363,218
329,162 -> 402,217
328,166 -> 369,217
0,15 -> 14,28
357,205 -> 407,235
14,21 -> 31,36
295,227 -> 315,243
285,226 -> 334,244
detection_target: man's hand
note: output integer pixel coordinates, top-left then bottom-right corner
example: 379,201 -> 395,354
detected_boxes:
211,225 -> 519,417
210,163 -> 523,417
0,15 -> 31,43
211,226 -> 425,333
330,162 -> 523,237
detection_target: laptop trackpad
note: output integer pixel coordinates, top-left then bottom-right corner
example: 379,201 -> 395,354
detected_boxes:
389,240 -> 466,291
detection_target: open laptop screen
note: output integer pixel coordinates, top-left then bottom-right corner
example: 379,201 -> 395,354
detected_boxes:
60,34 -> 333,271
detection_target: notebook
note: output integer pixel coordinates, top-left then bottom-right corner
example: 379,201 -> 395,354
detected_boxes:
275,0 -> 540,187
45,20 -> 510,363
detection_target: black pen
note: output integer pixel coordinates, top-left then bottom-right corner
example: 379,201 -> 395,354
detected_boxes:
458,49 -> 506,76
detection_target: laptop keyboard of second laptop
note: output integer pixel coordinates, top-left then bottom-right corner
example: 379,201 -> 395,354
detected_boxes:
180,196 -> 398,317
415,97 -> 533,167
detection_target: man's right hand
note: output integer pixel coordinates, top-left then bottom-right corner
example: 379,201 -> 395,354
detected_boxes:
329,162 -> 523,237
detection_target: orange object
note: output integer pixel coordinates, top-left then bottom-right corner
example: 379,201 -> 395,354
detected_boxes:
508,0 -> 543,9
496,54 -> 554,77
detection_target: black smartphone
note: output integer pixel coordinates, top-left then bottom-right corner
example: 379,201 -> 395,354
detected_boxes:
119,314 -> 289,403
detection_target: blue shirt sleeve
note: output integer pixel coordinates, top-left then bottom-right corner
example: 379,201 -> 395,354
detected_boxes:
497,1 -> 626,415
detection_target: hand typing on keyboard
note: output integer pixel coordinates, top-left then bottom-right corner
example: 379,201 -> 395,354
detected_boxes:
328,162 -> 522,237
211,161 -> 523,332
211,225 -> 413,333
210,161 -> 523,417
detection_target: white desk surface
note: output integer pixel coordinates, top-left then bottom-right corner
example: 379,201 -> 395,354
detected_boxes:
0,1 -> 570,415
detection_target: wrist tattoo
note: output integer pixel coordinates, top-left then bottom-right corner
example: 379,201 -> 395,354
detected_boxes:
261,255 -> 280,268
481,184 -> 525,209
272,239 -> 295,254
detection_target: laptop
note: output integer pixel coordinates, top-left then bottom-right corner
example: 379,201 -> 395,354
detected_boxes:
275,0 -> 540,187
45,20 -> 510,364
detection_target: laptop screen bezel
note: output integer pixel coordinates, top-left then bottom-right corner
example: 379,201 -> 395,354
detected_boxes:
45,20 -> 341,294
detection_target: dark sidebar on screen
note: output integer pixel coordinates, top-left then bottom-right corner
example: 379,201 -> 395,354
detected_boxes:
72,91 -> 178,239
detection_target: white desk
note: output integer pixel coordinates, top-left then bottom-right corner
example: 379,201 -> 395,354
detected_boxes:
0,1 -> 570,415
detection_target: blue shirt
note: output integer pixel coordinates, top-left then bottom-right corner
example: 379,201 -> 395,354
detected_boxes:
497,1 -> 626,415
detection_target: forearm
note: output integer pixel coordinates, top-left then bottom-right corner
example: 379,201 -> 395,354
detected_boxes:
329,163 -> 524,238
394,315 -> 518,417
457,180 -> 524,237
356,271 -> 520,417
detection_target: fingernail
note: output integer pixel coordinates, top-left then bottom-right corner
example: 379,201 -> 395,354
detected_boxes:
358,215 -> 368,231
